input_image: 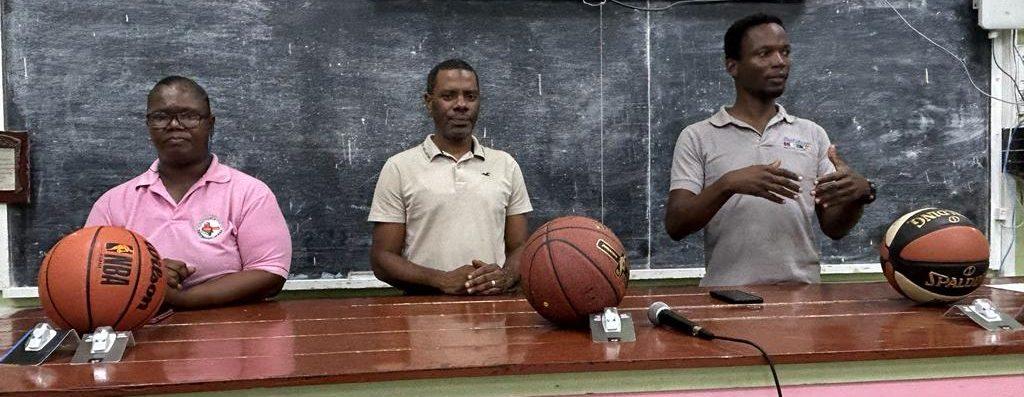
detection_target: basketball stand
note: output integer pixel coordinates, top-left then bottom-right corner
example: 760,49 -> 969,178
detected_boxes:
71,326 -> 135,364
944,298 -> 1023,331
590,307 -> 636,343
1,322 -> 81,365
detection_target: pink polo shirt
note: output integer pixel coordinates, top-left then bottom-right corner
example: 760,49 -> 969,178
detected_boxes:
85,155 -> 291,288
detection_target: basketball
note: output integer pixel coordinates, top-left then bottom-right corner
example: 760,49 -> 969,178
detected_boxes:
37,226 -> 166,332
879,208 -> 988,304
520,216 -> 630,326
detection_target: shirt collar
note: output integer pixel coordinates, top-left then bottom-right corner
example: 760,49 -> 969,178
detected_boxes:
708,104 -> 795,130
421,134 -> 487,161
134,154 -> 231,188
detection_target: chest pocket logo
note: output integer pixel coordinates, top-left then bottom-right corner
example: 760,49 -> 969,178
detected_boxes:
782,136 -> 811,152
196,216 -> 224,239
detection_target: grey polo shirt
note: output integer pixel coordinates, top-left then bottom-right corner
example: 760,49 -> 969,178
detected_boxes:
670,105 -> 836,287
369,135 -> 533,271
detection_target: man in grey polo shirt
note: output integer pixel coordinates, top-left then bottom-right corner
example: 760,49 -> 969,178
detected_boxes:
369,59 -> 532,295
665,14 -> 874,287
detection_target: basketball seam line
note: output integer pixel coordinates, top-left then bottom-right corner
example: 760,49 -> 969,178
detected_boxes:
530,221 -> 558,312
112,232 -> 145,330
524,241 -> 545,310
84,227 -> 102,331
547,239 -> 586,320
521,222 -> 551,315
547,238 -> 623,303
888,212 -> 977,261
43,238 -> 74,329
887,208 -> 936,261
524,224 -> 618,248
896,259 -> 989,267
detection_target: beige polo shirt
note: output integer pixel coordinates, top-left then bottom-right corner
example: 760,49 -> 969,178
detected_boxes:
369,135 -> 533,271
670,105 -> 836,287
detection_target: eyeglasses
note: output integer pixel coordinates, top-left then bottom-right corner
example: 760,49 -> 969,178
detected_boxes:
145,111 -> 208,129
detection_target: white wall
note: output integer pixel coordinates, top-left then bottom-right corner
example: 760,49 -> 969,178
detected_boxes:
992,29 -> 1024,277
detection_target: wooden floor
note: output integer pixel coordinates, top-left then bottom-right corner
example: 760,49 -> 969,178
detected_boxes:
1,279 -> 1023,395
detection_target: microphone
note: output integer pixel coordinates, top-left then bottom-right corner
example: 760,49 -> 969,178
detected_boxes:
647,301 -> 715,340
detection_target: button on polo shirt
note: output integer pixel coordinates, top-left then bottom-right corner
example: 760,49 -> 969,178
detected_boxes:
369,135 -> 532,271
670,105 -> 836,287
86,155 -> 292,288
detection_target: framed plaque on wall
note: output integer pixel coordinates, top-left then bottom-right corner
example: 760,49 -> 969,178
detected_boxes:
0,131 -> 30,204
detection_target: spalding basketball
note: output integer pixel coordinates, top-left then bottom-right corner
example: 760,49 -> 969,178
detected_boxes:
38,226 -> 166,332
520,216 -> 629,326
879,208 -> 988,304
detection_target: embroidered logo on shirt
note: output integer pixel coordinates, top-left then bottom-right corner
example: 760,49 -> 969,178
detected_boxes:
782,137 -> 811,151
196,216 -> 224,239
482,172 -> 491,176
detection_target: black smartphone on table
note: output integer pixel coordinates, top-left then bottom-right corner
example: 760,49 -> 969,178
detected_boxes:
710,289 -> 763,304
148,308 -> 175,324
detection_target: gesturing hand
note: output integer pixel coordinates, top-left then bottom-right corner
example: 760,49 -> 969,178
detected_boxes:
722,160 -> 802,203
812,145 -> 870,208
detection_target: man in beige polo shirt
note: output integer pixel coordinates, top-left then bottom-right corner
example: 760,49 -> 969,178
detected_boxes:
369,59 -> 532,295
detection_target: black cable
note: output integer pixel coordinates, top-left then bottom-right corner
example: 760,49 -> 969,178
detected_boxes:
992,49 -> 1024,107
713,335 -> 783,397
1013,38 -> 1024,120
882,0 -> 1018,105
649,304 -> 782,395
1013,34 -> 1024,68
1013,32 -> 1024,128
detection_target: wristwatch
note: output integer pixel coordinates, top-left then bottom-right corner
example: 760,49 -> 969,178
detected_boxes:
857,180 -> 877,205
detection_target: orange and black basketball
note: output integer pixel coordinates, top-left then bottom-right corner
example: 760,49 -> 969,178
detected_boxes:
37,226 -> 166,332
520,216 -> 629,326
879,208 -> 988,304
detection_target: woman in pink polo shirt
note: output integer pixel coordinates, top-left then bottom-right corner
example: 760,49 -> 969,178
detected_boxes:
86,76 -> 292,310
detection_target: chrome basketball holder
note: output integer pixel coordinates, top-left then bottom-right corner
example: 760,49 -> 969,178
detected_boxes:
943,298 -> 1023,332
71,326 -> 135,364
590,307 -> 636,342
1,322 -> 81,365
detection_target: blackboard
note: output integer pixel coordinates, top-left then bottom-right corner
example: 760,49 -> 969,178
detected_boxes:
4,0 -> 990,288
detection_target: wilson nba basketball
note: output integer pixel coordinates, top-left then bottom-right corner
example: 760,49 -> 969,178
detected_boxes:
38,226 -> 166,332
879,208 -> 988,304
520,216 -> 630,326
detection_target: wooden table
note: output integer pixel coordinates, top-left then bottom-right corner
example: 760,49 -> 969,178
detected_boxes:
1,279 -> 1023,396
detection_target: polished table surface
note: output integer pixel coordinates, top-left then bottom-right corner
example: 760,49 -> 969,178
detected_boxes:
1,279 -> 1023,396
